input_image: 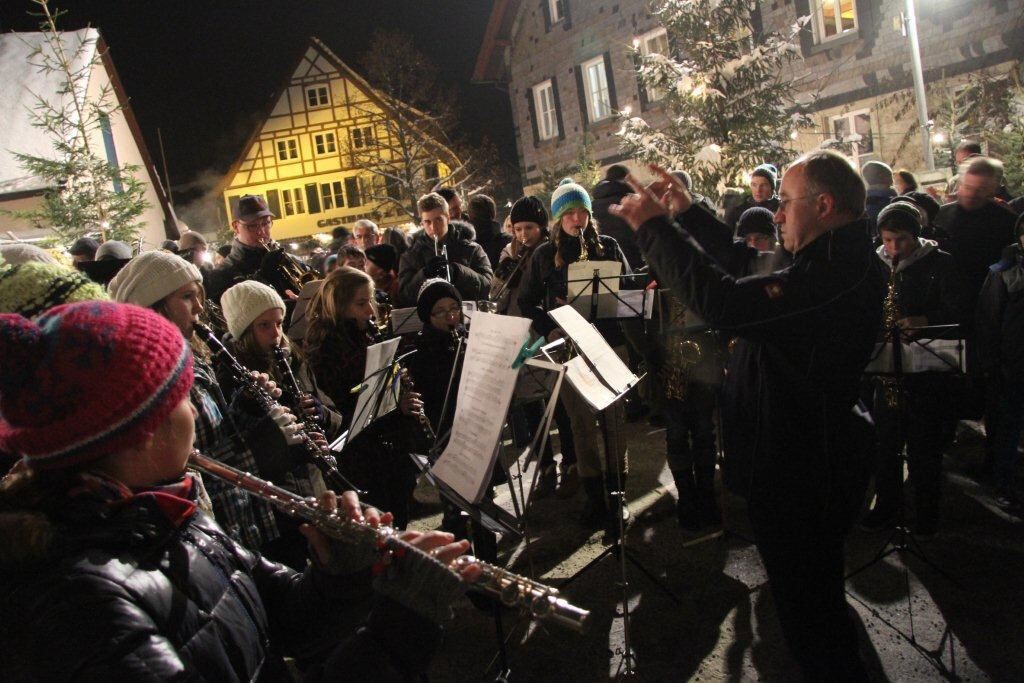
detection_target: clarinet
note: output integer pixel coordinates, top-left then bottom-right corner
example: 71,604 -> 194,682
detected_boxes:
188,449 -> 590,632
272,345 -> 321,429
194,323 -> 360,494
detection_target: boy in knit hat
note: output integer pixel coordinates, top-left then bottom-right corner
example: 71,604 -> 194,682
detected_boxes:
0,301 -> 475,680
725,163 -> 780,229
0,260 -> 107,318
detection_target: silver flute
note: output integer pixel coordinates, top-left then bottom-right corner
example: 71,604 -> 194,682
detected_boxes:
188,450 -> 590,632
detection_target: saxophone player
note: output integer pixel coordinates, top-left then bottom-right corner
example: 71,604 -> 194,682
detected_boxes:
862,201 -> 969,536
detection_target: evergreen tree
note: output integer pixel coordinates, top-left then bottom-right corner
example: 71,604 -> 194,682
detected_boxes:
8,0 -> 149,246
617,0 -> 811,198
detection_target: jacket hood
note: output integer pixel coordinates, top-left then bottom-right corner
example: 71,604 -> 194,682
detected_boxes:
875,238 -> 938,271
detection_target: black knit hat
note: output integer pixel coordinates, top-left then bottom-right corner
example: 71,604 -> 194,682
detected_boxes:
509,195 -> 548,228
751,164 -> 778,190
877,200 -> 923,238
69,237 -> 100,258
736,207 -> 777,239
365,244 -> 398,272
416,278 -> 462,322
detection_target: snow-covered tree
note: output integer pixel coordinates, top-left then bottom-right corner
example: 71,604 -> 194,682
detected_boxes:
9,0 -> 149,245
617,0 -> 812,198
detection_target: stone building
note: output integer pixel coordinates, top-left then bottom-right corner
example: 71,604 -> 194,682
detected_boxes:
219,37 -> 459,242
474,0 -> 1024,194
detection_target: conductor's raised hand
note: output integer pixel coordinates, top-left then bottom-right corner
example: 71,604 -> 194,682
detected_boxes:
646,163 -> 693,216
609,170 -> 672,231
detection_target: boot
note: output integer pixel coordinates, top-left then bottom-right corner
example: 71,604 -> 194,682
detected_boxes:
695,487 -> 721,529
579,476 -> 607,528
555,463 -> 580,499
672,469 -> 699,530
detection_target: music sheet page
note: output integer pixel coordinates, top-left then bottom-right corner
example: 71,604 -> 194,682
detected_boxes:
548,305 -> 637,394
347,336 -> 400,441
432,312 -> 532,503
567,260 -> 622,299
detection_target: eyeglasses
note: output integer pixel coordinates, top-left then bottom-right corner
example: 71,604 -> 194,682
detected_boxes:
430,305 -> 462,319
776,194 -> 819,211
240,217 -> 272,231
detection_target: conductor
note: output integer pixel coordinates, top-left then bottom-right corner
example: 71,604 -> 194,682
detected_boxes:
611,152 -> 885,679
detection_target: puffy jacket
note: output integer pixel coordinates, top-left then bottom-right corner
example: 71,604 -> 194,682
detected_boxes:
976,243 -> 1024,381
397,221 -> 492,306
0,478 -> 441,681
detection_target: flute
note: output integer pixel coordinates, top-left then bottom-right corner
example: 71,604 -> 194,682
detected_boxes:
188,449 -> 590,632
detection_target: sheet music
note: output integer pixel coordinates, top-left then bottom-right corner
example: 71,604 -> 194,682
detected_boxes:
568,289 -> 654,319
564,355 -> 618,411
347,337 -> 401,441
863,339 -> 964,374
390,307 -> 423,335
432,312 -> 532,504
548,305 -> 638,395
567,260 -> 622,299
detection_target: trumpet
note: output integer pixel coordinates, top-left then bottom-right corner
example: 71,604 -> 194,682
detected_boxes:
188,449 -> 590,632
260,240 -> 318,294
432,234 -> 452,282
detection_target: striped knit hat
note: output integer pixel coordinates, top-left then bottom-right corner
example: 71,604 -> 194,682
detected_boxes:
0,301 -> 193,470
0,261 -> 108,319
550,177 -> 592,224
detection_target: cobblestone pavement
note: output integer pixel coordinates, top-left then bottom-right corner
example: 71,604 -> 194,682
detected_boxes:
412,420 -> 1024,682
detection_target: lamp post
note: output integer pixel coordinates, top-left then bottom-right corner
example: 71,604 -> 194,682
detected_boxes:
903,0 -> 935,171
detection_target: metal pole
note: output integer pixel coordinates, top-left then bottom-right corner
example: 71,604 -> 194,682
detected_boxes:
905,0 -> 935,171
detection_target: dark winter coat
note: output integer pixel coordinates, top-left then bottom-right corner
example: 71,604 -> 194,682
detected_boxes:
875,240 -> 969,328
397,220 -> 492,306
932,200 -> 1018,322
470,217 -> 512,270
637,206 -> 885,525
723,196 -> 780,232
517,233 -> 632,339
592,178 -> 644,268
406,323 -> 464,440
207,240 -> 314,309
976,243 -> 1024,381
865,188 -> 897,238
0,478 -> 440,681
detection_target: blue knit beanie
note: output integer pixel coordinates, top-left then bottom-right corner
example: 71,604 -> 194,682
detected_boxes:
550,178 -> 592,224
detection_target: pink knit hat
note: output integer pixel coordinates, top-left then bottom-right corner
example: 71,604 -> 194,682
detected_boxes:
0,301 -> 193,469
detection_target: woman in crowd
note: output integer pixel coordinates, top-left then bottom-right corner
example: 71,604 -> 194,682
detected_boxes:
518,178 -> 632,534
304,266 -> 422,527
0,300 -> 475,679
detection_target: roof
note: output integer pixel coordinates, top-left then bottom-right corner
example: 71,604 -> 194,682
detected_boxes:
472,0 -> 523,83
0,29 -> 99,196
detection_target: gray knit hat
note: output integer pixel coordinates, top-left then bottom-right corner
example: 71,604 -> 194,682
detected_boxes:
108,250 -> 203,307
861,161 -> 894,188
221,280 -> 286,340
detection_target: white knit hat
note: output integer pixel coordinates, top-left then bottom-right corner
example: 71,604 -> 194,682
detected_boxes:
107,250 -> 203,307
220,280 -> 285,340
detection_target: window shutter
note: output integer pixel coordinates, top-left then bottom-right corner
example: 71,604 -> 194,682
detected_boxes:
345,177 -> 362,208
794,0 -> 814,56
266,190 -> 282,218
551,76 -> 566,140
526,89 -> 540,147
603,52 -> 618,110
575,65 -> 590,130
562,0 -> 572,29
542,0 -> 552,32
305,183 -> 321,214
633,51 -> 650,112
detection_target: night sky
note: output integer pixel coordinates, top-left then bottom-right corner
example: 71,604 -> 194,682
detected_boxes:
0,0 -> 516,221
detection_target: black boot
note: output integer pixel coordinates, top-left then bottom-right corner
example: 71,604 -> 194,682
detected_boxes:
579,476 -> 607,528
672,469 -> 699,530
695,488 -> 721,529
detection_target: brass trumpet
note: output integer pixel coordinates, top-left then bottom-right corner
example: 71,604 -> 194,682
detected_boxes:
261,240 -> 319,294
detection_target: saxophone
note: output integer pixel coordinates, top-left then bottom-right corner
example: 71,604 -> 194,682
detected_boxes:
188,449 -> 590,632
881,255 -> 902,408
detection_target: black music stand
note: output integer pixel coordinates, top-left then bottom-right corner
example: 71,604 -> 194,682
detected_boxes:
559,269 -> 653,330
848,323 -> 966,674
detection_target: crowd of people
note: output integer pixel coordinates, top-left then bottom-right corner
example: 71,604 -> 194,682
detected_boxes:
1,137 -> 1022,678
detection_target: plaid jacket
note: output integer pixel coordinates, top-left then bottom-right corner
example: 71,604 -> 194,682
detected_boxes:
191,356 -> 279,550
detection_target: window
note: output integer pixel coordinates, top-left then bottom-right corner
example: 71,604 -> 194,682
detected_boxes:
276,138 -> 298,161
830,110 -> 874,166
533,80 -> 559,141
305,85 -> 329,108
581,56 -> 612,122
351,126 -> 375,150
282,187 -> 306,217
813,0 -> 858,43
320,181 -> 345,210
636,28 -> 670,102
345,177 -> 362,208
549,0 -> 565,23
313,132 -> 337,156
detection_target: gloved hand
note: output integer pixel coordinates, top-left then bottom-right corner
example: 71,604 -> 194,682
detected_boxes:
423,256 -> 449,279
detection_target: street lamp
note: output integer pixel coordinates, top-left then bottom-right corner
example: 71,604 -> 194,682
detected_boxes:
901,0 -> 935,171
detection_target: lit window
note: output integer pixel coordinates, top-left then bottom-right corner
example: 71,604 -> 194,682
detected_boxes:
351,126 -> 375,150
313,132 -> 337,156
549,0 -> 565,24
533,80 -> 558,141
306,85 -> 329,108
636,27 -> 670,102
830,110 -> 874,166
320,181 -> 344,210
813,0 -> 858,43
276,138 -> 298,161
581,56 -> 612,122
282,188 -> 307,217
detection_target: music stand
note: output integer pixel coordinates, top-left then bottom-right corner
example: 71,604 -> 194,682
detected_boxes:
559,270 -> 654,330
849,323 -> 966,674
